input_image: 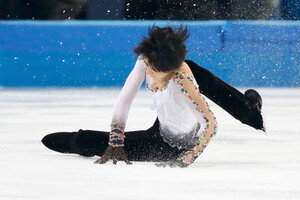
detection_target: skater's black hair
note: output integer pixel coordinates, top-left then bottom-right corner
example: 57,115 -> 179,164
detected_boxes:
133,25 -> 189,72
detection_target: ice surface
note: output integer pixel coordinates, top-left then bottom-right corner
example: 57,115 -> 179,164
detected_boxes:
0,88 -> 299,200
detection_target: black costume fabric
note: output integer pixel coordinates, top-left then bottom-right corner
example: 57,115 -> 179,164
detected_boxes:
42,60 -> 264,160
42,118 -> 184,161
186,60 -> 264,131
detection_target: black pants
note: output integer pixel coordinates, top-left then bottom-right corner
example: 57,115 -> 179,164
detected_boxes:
43,118 -> 184,161
42,60 -> 263,161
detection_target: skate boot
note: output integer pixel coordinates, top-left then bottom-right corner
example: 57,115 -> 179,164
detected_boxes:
41,129 -> 106,157
244,89 -> 263,111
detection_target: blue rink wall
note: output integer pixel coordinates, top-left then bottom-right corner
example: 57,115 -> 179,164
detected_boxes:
0,20 -> 299,87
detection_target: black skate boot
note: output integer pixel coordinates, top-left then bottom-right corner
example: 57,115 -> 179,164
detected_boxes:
41,129 -> 108,157
244,89 -> 263,111
244,89 -> 265,132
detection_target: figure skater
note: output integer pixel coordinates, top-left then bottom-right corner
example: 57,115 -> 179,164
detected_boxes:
42,25 -> 264,168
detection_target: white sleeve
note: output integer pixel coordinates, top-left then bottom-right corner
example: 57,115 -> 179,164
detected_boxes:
111,56 -> 146,127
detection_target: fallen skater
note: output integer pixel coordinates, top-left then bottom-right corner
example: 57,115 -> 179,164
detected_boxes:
42,25 -> 265,168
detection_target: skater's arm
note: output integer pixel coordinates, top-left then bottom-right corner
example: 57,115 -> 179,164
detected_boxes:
94,56 -> 145,164
174,71 -> 217,165
111,55 -> 146,127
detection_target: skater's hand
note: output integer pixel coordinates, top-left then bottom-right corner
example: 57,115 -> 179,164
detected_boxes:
94,122 -> 132,165
94,146 -> 132,165
155,159 -> 188,168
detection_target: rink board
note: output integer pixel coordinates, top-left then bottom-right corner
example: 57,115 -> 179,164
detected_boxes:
0,20 -> 299,87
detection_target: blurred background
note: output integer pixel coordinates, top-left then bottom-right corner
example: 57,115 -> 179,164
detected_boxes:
0,1 -> 299,87
0,0 -> 299,20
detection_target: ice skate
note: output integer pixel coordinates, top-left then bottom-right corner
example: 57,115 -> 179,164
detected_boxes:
244,89 -> 263,111
41,129 -> 106,157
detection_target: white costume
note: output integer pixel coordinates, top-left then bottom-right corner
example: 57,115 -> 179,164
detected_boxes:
111,55 -> 217,164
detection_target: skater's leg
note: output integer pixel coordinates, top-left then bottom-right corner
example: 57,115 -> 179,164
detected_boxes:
41,129 -> 109,157
42,118 -> 184,161
186,60 -> 264,131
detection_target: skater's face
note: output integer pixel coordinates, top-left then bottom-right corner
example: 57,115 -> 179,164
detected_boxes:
144,57 -> 166,78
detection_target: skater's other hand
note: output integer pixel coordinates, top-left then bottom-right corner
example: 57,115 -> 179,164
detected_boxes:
94,146 -> 132,165
155,159 -> 188,168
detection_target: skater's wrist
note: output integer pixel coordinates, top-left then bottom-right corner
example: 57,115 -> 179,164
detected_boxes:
108,122 -> 125,147
180,151 -> 198,165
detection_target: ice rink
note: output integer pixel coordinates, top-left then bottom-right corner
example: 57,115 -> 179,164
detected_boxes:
0,88 -> 299,200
